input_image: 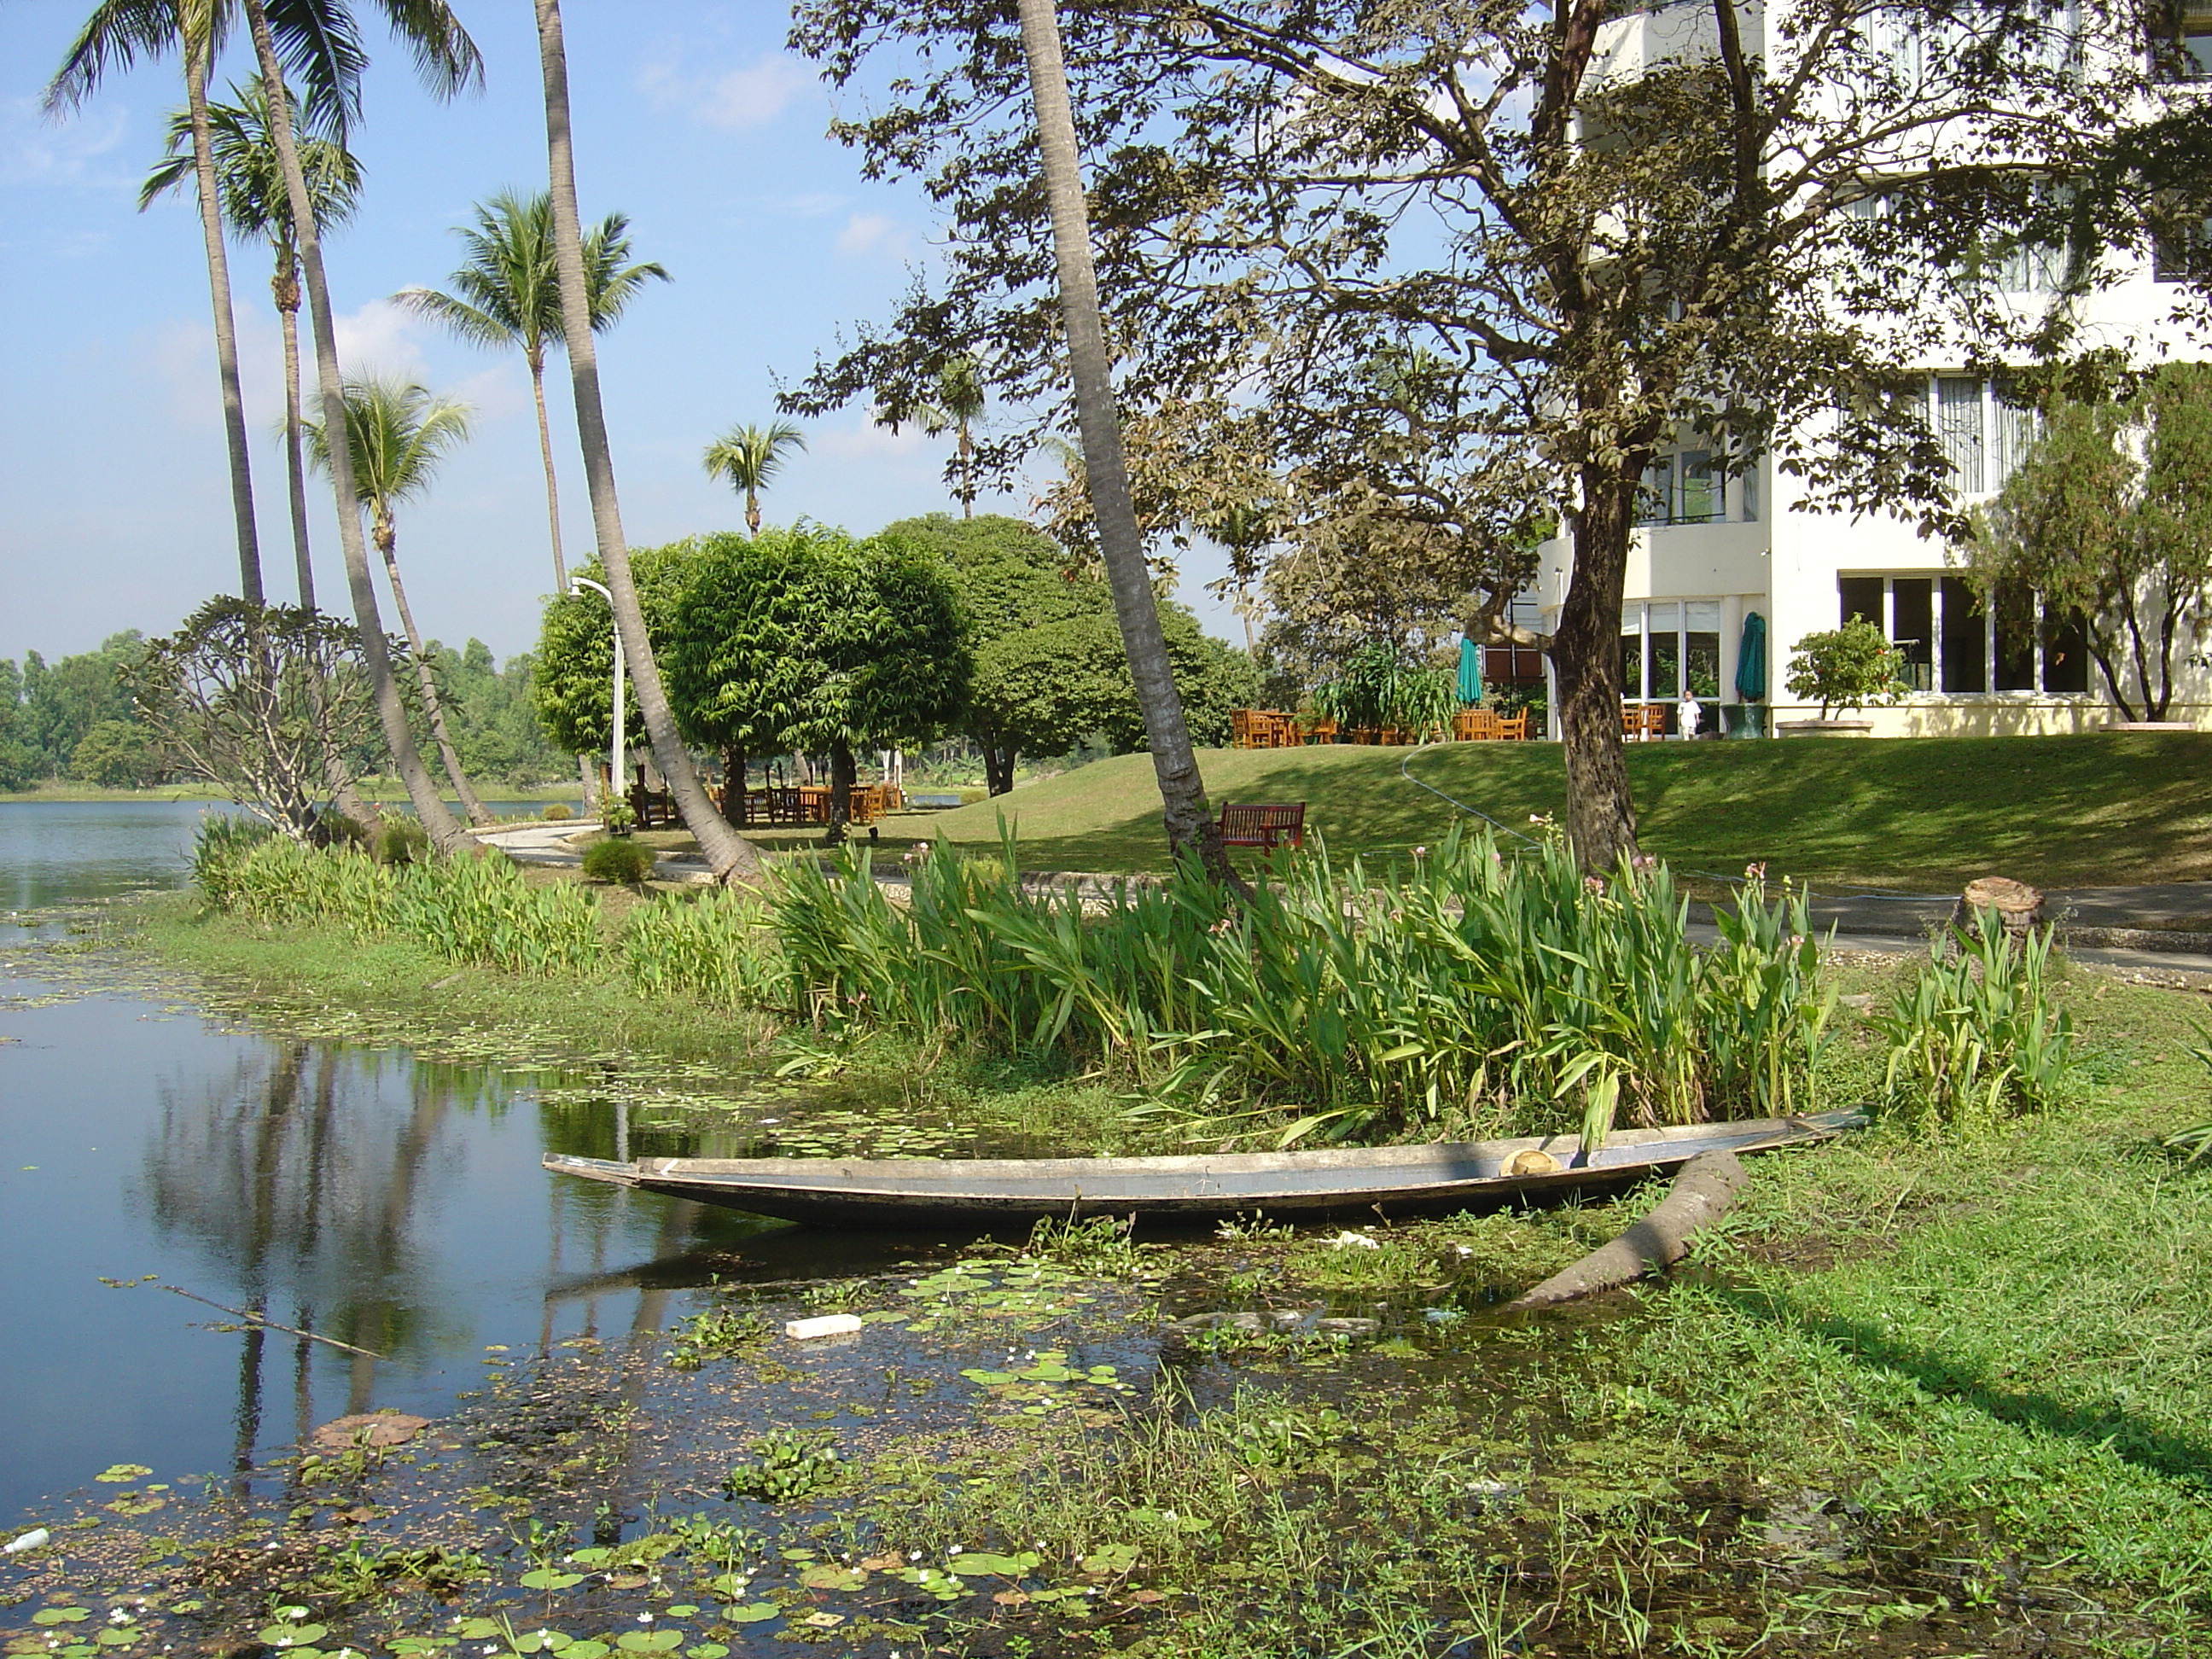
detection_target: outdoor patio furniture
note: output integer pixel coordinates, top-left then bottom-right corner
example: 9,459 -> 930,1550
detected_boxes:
1218,800 -> 1307,852
1454,708 -> 1500,741
1494,711 -> 1530,740
1621,704 -> 1669,742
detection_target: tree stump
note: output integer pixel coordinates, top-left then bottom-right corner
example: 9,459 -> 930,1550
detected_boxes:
1949,876 -> 2046,942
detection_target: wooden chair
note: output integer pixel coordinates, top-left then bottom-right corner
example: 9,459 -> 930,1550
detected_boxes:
1453,708 -> 1499,741
1621,704 -> 1668,742
1230,709 -> 1260,749
1218,800 -> 1307,852
1494,711 -> 1530,740
1303,715 -> 1339,744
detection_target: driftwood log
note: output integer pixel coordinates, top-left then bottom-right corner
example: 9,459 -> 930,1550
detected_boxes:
1505,1150 -> 1748,1310
1947,876 -> 2046,942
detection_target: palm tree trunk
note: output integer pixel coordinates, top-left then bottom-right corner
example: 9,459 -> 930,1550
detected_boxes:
374,515 -> 495,827
1013,0 -> 1236,884
185,39 -> 264,605
746,487 -> 761,537
242,0 -> 466,855
527,349 -> 568,590
276,260 -> 314,609
958,419 -> 975,519
533,0 -> 760,883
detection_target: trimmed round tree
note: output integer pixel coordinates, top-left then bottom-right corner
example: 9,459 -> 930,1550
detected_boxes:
532,539 -> 701,767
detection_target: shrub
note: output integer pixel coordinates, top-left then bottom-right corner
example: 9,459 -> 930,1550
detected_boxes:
390,851 -> 602,975
373,818 -> 431,866
1869,909 -> 2077,1136
541,801 -> 573,821
581,836 -> 656,887
772,828 -> 1832,1143
1783,618 -> 1907,717
190,814 -> 276,909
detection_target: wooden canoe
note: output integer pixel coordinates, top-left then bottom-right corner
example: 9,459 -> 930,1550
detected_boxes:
542,1109 -> 1861,1228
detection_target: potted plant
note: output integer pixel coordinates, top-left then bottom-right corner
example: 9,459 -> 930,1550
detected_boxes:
1778,618 -> 1906,735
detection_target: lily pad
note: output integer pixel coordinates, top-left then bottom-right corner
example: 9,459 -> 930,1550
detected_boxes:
721,1605 -> 780,1625
614,1633 -> 680,1653
520,1569 -> 585,1590
947,1551 -> 1040,1576
32,1610 -> 90,1627
94,1465 -> 151,1484
258,1624 -> 328,1647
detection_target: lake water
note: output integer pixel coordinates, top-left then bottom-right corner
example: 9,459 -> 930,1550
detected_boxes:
0,800 -> 913,1528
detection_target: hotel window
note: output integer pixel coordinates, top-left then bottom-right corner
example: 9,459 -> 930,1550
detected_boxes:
1621,600 -> 1724,713
1906,377 -> 2039,496
1634,451 -> 1754,527
1845,573 -> 2090,696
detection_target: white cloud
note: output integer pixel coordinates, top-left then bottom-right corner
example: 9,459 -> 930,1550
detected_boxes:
333,297 -> 432,379
0,96 -> 132,189
638,52 -> 814,131
767,191 -> 849,218
812,421 -> 931,463
834,212 -> 913,262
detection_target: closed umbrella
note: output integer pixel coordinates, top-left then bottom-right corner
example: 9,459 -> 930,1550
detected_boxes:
1734,611 -> 1768,702
1456,636 -> 1484,706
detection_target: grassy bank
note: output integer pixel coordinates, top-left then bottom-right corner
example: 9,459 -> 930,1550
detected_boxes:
2,780 -> 585,806
9,948 -> 2211,1656
903,732 -> 2212,888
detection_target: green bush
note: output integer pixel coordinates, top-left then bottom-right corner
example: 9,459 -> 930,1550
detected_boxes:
772,828 -> 1832,1142
1869,909 -> 2077,1136
1783,617 -> 1907,717
541,801 -> 573,821
372,818 -> 431,866
189,814 -> 276,909
581,836 -> 656,886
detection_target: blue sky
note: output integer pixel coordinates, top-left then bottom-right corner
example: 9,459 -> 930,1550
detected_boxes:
0,1 -> 1237,666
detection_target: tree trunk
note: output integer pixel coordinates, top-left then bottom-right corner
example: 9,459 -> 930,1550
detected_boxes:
184,41 -> 264,605
722,745 -> 748,825
1551,459 -> 1642,871
374,516 -> 495,827
958,420 -> 975,519
825,742 -> 855,845
533,0 -> 762,884
984,742 -> 1016,796
242,0 -> 466,856
1013,0 -> 1237,887
276,262 -> 314,609
1505,1151 -> 1747,1310
746,487 -> 761,537
527,351 -> 568,591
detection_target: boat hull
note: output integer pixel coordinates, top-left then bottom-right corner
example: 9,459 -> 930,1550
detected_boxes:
543,1110 -> 1860,1228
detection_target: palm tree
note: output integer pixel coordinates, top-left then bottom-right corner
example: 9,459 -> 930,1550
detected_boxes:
46,2 -> 265,603
1011,0 -> 1234,882
141,78 -> 364,610
397,190 -> 669,592
533,0 -> 760,883
701,422 -> 806,536
306,377 -> 492,828
231,0 -> 480,854
921,358 -> 987,518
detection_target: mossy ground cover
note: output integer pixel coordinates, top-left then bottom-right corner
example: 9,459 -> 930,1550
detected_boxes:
9,912 -> 2212,1656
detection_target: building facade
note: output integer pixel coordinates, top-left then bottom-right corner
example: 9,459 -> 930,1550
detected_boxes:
1532,0 -> 2212,737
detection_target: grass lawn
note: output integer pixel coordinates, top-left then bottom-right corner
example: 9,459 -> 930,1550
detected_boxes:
887,731 -> 2212,889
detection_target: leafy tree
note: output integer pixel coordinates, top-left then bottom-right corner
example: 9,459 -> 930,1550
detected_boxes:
0,660 -> 32,790
788,0 -> 2165,866
132,598 -> 384,837
142,77 -> 363,608
1784,619 -> 1907,720
668,526 -> 971,841
702,422 -> 807,537
883,514 -> 1248,788
1964,364 -> 2212,721
531,542 -> 703,759
427,639 -> 571,788
398,189 -> 670,591
70,719 -> 165,789
306,375 -> 490,825
15,633 -> 149,777
534,0 -> 758,882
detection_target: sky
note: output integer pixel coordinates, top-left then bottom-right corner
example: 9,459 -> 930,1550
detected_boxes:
0,1 -> 1240,668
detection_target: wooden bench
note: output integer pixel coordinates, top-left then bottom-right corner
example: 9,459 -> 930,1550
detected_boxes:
1218,800 -> 1307,852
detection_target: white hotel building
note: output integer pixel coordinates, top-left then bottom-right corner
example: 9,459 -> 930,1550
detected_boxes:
1533,0 -> 2212,737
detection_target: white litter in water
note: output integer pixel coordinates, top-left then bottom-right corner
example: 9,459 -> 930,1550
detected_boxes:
783,1313 -> 864,1341
1327,1231 -> 1382,1249
3,1528 -> 49,1554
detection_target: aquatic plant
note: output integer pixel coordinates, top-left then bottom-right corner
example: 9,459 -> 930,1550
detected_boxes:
1868,907 -> 2077,1135
623,888 -> 783,1010
189,813 -> 275,909
774,827 -> 1833,1141
723,1429 -> 842,1503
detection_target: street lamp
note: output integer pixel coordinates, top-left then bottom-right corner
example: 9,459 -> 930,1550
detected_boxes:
568,577 -> 624,819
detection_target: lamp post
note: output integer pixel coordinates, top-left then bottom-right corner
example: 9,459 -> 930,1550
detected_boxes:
569,577 -> 624,818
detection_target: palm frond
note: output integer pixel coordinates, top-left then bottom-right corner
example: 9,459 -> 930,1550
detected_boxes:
45,0 -> 204,114
703,422 -> 808,492
306,375 -> 474,513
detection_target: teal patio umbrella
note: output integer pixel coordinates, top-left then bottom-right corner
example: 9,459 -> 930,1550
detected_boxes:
1456,636 -> 1484,705
1734,611 -> 1768,701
